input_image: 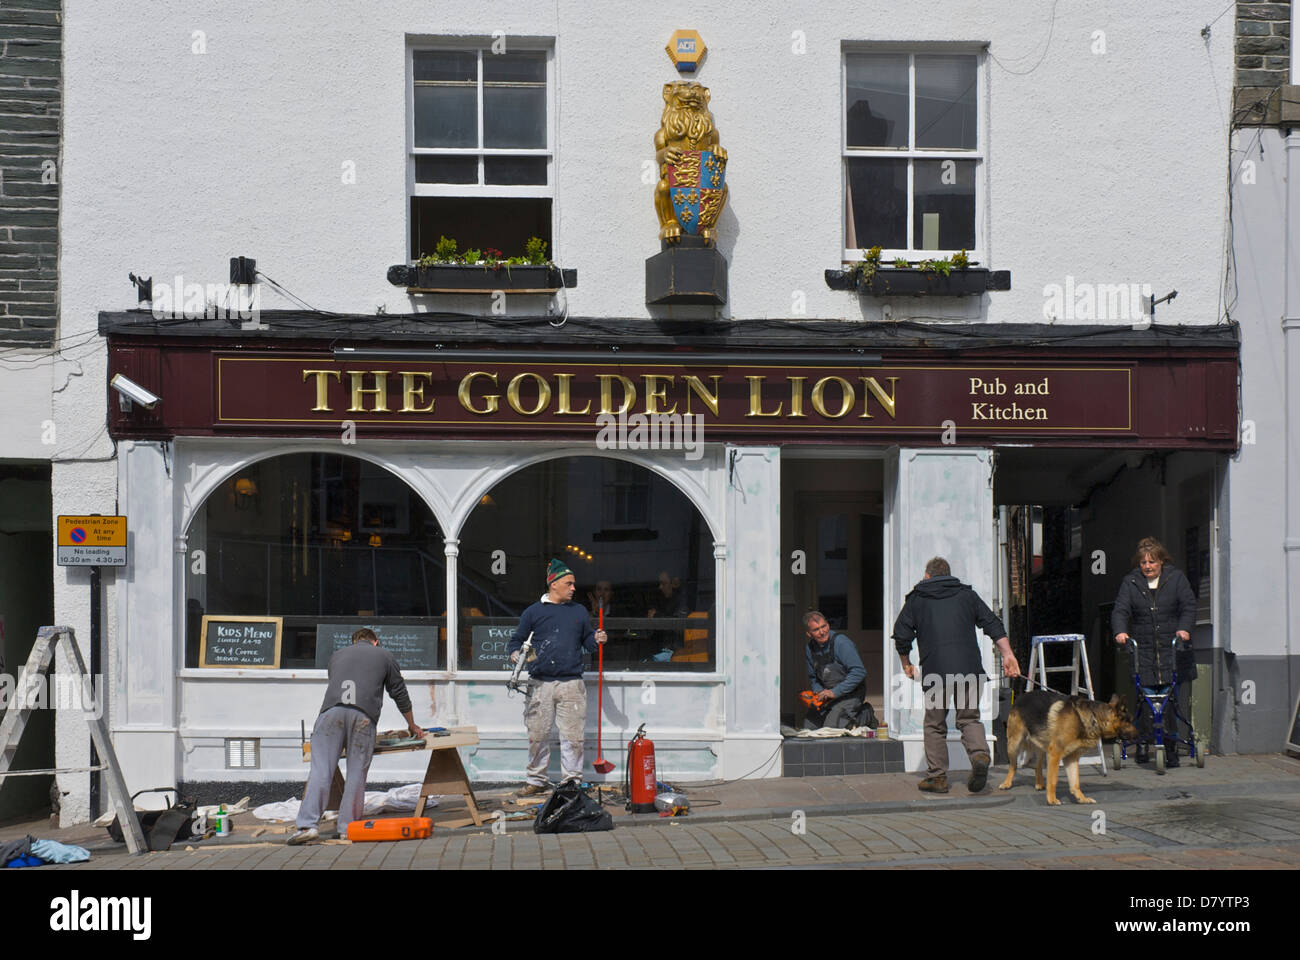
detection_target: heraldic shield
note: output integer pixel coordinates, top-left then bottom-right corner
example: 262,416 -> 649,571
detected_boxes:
667,149 -> 727,236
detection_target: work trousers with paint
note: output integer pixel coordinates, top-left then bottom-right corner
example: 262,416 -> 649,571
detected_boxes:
298,705 -> 376,834
803,695 -> 864,731
524,678 -> 586,785
923,678 -> 990,777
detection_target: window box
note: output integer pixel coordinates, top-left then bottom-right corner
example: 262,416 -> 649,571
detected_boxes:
387,263 -> 576,293
823,266 -> 1009,297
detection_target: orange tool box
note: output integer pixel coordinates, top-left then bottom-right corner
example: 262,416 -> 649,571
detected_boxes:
346,817 -> 433,842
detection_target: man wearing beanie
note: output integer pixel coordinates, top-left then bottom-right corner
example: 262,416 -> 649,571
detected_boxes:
507,559 -> 607,795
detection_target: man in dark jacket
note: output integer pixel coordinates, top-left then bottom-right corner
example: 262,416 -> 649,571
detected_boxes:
508,559 -> 607,795
1112,537 -> 1197,765
802,611 -> 868,729
290,627 -> 422,845
892,557 -> 1020,794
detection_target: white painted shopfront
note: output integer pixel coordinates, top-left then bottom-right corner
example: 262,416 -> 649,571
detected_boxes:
110,432 -> 997,796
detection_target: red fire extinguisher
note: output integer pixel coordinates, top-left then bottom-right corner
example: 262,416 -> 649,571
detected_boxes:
626,723 -> 657,813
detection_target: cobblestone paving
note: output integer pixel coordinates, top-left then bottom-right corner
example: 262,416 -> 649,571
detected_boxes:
62,794 -> 1300,870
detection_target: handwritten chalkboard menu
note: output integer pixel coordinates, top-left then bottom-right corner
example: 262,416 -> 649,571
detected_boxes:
470,625 -> 519,670
200,616 -> 283,668
314,624 -> 440,670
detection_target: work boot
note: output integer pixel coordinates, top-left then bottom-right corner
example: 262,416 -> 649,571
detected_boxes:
517,781 -> 551,797
286,827 -> 319,846
967,753 -> 991,793
918,775 -> 949,794
1135,742 -> 1150,764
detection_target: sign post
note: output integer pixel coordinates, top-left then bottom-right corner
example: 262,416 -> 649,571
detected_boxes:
56,515 -> 128,817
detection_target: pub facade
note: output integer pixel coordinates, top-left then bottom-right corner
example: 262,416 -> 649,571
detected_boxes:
44,3 -> 1261,818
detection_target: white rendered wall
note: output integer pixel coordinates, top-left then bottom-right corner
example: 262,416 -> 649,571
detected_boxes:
1224,124 -> 1300,752
0,362 -> 54,460
58,0 -> 1232,329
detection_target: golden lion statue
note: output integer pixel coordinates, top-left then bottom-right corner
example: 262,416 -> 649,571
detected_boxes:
654,81 -> 728,244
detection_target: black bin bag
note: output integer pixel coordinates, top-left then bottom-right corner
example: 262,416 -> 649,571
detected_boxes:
533,781 -> 614,834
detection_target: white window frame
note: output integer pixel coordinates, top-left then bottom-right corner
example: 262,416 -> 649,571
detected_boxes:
841,45 -> 988,265
405,39 -> 555,203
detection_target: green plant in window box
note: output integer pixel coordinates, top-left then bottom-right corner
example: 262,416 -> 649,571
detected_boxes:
434,235 -> 458,262
951,250 -> 970,270
460,248 -> 481,266
892,257 -> 910,269
525,236 -> 549,266
849,245 -> 883,286
919,257 -> 953,278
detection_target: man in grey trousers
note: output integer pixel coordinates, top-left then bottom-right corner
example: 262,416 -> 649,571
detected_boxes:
289,628 -> 422,844
892,557 -> 1020,794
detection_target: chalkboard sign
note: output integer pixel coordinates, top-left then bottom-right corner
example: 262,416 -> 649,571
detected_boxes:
470,625 -> 519,670
313,624 -> 440,670
1288,686 -> 1300,755
200,616 -> 283,668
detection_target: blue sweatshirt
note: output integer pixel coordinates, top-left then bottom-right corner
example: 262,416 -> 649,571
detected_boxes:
507,597 -> 597,681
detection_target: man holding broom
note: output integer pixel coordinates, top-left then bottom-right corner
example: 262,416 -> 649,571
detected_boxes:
508,559 -> 607,796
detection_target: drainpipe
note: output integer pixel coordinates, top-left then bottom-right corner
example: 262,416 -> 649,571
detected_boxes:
1285,122 -> 1300,738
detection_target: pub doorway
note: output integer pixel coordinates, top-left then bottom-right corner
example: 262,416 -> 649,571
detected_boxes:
780,454 -> 886,730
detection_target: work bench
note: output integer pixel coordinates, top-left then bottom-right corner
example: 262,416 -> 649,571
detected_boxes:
303,726 -> 484,826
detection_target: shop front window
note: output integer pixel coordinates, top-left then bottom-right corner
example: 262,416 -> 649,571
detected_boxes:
458,456 -> 715,672
184,454 -> 446,669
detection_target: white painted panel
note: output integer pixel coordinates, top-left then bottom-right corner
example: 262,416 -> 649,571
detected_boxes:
118,442 -> 175,728
886,448 -> 994,766
178,674 -> 726,783
723,447 -> 781,737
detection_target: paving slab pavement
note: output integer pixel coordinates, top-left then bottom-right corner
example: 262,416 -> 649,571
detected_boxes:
3,752 -> 1297,867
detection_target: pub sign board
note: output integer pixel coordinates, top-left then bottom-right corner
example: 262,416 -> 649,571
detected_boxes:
213,356 -> 1136,439
102,338 -> 1241,449
199,615 -> 283,668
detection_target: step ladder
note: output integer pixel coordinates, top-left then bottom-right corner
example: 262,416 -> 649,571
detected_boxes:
1023,633 -> 1107,773
0,626 -> 147,854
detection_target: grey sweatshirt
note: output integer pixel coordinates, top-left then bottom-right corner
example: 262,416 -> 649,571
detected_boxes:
319,642 -> 412,724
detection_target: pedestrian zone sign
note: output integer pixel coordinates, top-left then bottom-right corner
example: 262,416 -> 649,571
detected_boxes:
57,515 -> 127,567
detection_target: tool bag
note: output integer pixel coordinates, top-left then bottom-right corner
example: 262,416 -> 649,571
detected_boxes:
107,787 -> 197,852
533,782 -> 613,834
852,701 -> 879,730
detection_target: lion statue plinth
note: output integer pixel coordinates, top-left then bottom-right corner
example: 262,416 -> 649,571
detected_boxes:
654,80 -> 728,245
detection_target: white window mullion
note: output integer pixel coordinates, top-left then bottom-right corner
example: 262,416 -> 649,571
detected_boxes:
476,51 -> 485,185
406,46 -> 416,202
906,55 -> 917,251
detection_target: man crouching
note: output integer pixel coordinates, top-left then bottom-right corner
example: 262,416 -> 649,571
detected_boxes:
801,611 -> 868,730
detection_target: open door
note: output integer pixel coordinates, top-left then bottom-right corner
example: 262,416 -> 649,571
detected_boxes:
795,494 -> 884,723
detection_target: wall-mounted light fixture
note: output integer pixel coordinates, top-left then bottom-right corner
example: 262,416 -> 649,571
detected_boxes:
233,477 -> 259,510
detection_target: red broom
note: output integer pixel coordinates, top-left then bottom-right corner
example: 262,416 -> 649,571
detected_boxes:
593,606 -> 615,774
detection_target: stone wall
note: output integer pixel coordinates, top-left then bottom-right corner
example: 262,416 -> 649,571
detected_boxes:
0,0 -> 59,346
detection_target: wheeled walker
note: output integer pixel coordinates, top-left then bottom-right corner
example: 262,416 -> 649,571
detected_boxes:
1112,637 -> 1205,774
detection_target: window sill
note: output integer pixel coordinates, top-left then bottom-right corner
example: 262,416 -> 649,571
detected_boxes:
824,266 -> 1010,297
387,263 -> 577,294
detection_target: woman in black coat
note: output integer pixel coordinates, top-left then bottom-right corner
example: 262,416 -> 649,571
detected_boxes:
1111,537 -> 1197,765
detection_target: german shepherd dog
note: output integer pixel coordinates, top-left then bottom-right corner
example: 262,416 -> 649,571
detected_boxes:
997,691 -> 1138,805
